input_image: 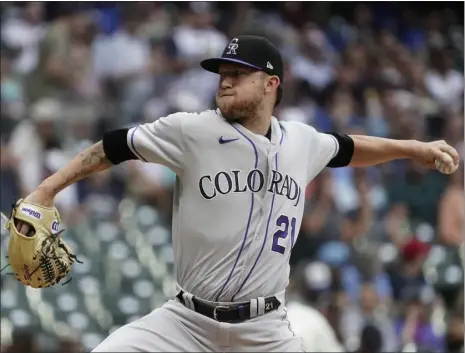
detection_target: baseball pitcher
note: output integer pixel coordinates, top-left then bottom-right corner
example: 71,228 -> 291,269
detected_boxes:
5,35 -> 459,352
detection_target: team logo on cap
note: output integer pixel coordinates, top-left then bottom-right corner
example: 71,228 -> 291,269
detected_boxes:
226,38 -> 239,55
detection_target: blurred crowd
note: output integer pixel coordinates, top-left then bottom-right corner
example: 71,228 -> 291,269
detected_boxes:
0,2 -> 463,352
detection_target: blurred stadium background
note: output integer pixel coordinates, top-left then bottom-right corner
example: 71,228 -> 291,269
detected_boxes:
0,2 -> 463,352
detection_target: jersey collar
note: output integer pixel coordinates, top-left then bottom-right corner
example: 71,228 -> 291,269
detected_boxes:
216,109 -> 284,147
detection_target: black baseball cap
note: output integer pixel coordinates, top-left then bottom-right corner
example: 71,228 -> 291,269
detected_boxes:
200,35 -> 284,105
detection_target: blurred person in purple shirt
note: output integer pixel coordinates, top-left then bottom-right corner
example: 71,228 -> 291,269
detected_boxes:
395,286 -> 445,352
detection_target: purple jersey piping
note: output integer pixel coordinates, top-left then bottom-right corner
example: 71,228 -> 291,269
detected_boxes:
231,128 -> 284,301
214,124 -> 258,302
130,127 -> 148,162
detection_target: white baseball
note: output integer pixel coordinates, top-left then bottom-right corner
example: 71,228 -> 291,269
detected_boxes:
435,152 -> 458,174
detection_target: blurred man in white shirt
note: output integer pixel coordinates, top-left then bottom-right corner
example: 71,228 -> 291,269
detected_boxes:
286,261 -> 345,352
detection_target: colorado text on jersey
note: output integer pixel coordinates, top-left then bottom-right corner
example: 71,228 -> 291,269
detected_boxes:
198,169 -> 302,206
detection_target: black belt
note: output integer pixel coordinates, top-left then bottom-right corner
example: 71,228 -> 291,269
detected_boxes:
176,291 -> 281,323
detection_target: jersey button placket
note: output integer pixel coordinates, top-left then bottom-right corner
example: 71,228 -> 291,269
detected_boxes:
247,154 -> 275,283
227,147 -> 264,298
239,154 -> 275,299
232,151 -> 269,297
235,216 -> 262,286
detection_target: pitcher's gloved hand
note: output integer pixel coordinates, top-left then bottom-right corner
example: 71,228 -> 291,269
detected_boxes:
1,197 -> 80,288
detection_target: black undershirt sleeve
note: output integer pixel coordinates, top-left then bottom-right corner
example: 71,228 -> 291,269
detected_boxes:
325,133 -> 354,168
102,128 -> 137,165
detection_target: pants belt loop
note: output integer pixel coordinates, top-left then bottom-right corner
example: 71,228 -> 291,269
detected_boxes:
182,292 -> 195,310
257,297 -> 265,316
249,298 -> 258,318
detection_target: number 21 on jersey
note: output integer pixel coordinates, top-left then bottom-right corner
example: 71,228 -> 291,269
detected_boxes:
271,215 -> 296,254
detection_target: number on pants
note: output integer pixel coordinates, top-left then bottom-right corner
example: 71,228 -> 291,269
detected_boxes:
271,215 -> 296,254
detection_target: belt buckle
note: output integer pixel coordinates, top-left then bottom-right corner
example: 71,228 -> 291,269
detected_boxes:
213,305 -> 229,321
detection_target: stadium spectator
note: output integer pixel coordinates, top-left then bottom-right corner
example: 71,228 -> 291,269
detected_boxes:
438,162 -> 464,246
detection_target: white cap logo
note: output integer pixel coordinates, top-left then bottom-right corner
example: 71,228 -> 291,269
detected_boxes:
226,38 -> 239,55
267,62 -> 273,70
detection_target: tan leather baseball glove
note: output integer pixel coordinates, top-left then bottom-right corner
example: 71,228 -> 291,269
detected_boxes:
1,199 -> 80,288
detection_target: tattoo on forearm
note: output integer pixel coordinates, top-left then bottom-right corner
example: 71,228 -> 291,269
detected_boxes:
55,142 -> 110,192
81,142 -> 108,168
41,141 -> 113,195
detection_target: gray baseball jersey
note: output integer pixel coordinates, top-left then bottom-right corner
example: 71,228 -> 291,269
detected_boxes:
127,109 -> 338,302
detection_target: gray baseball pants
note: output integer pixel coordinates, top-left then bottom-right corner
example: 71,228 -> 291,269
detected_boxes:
92,290 -> 305,352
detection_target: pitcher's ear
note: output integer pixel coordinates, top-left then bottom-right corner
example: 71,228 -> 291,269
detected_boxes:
265,75 -> 280,93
